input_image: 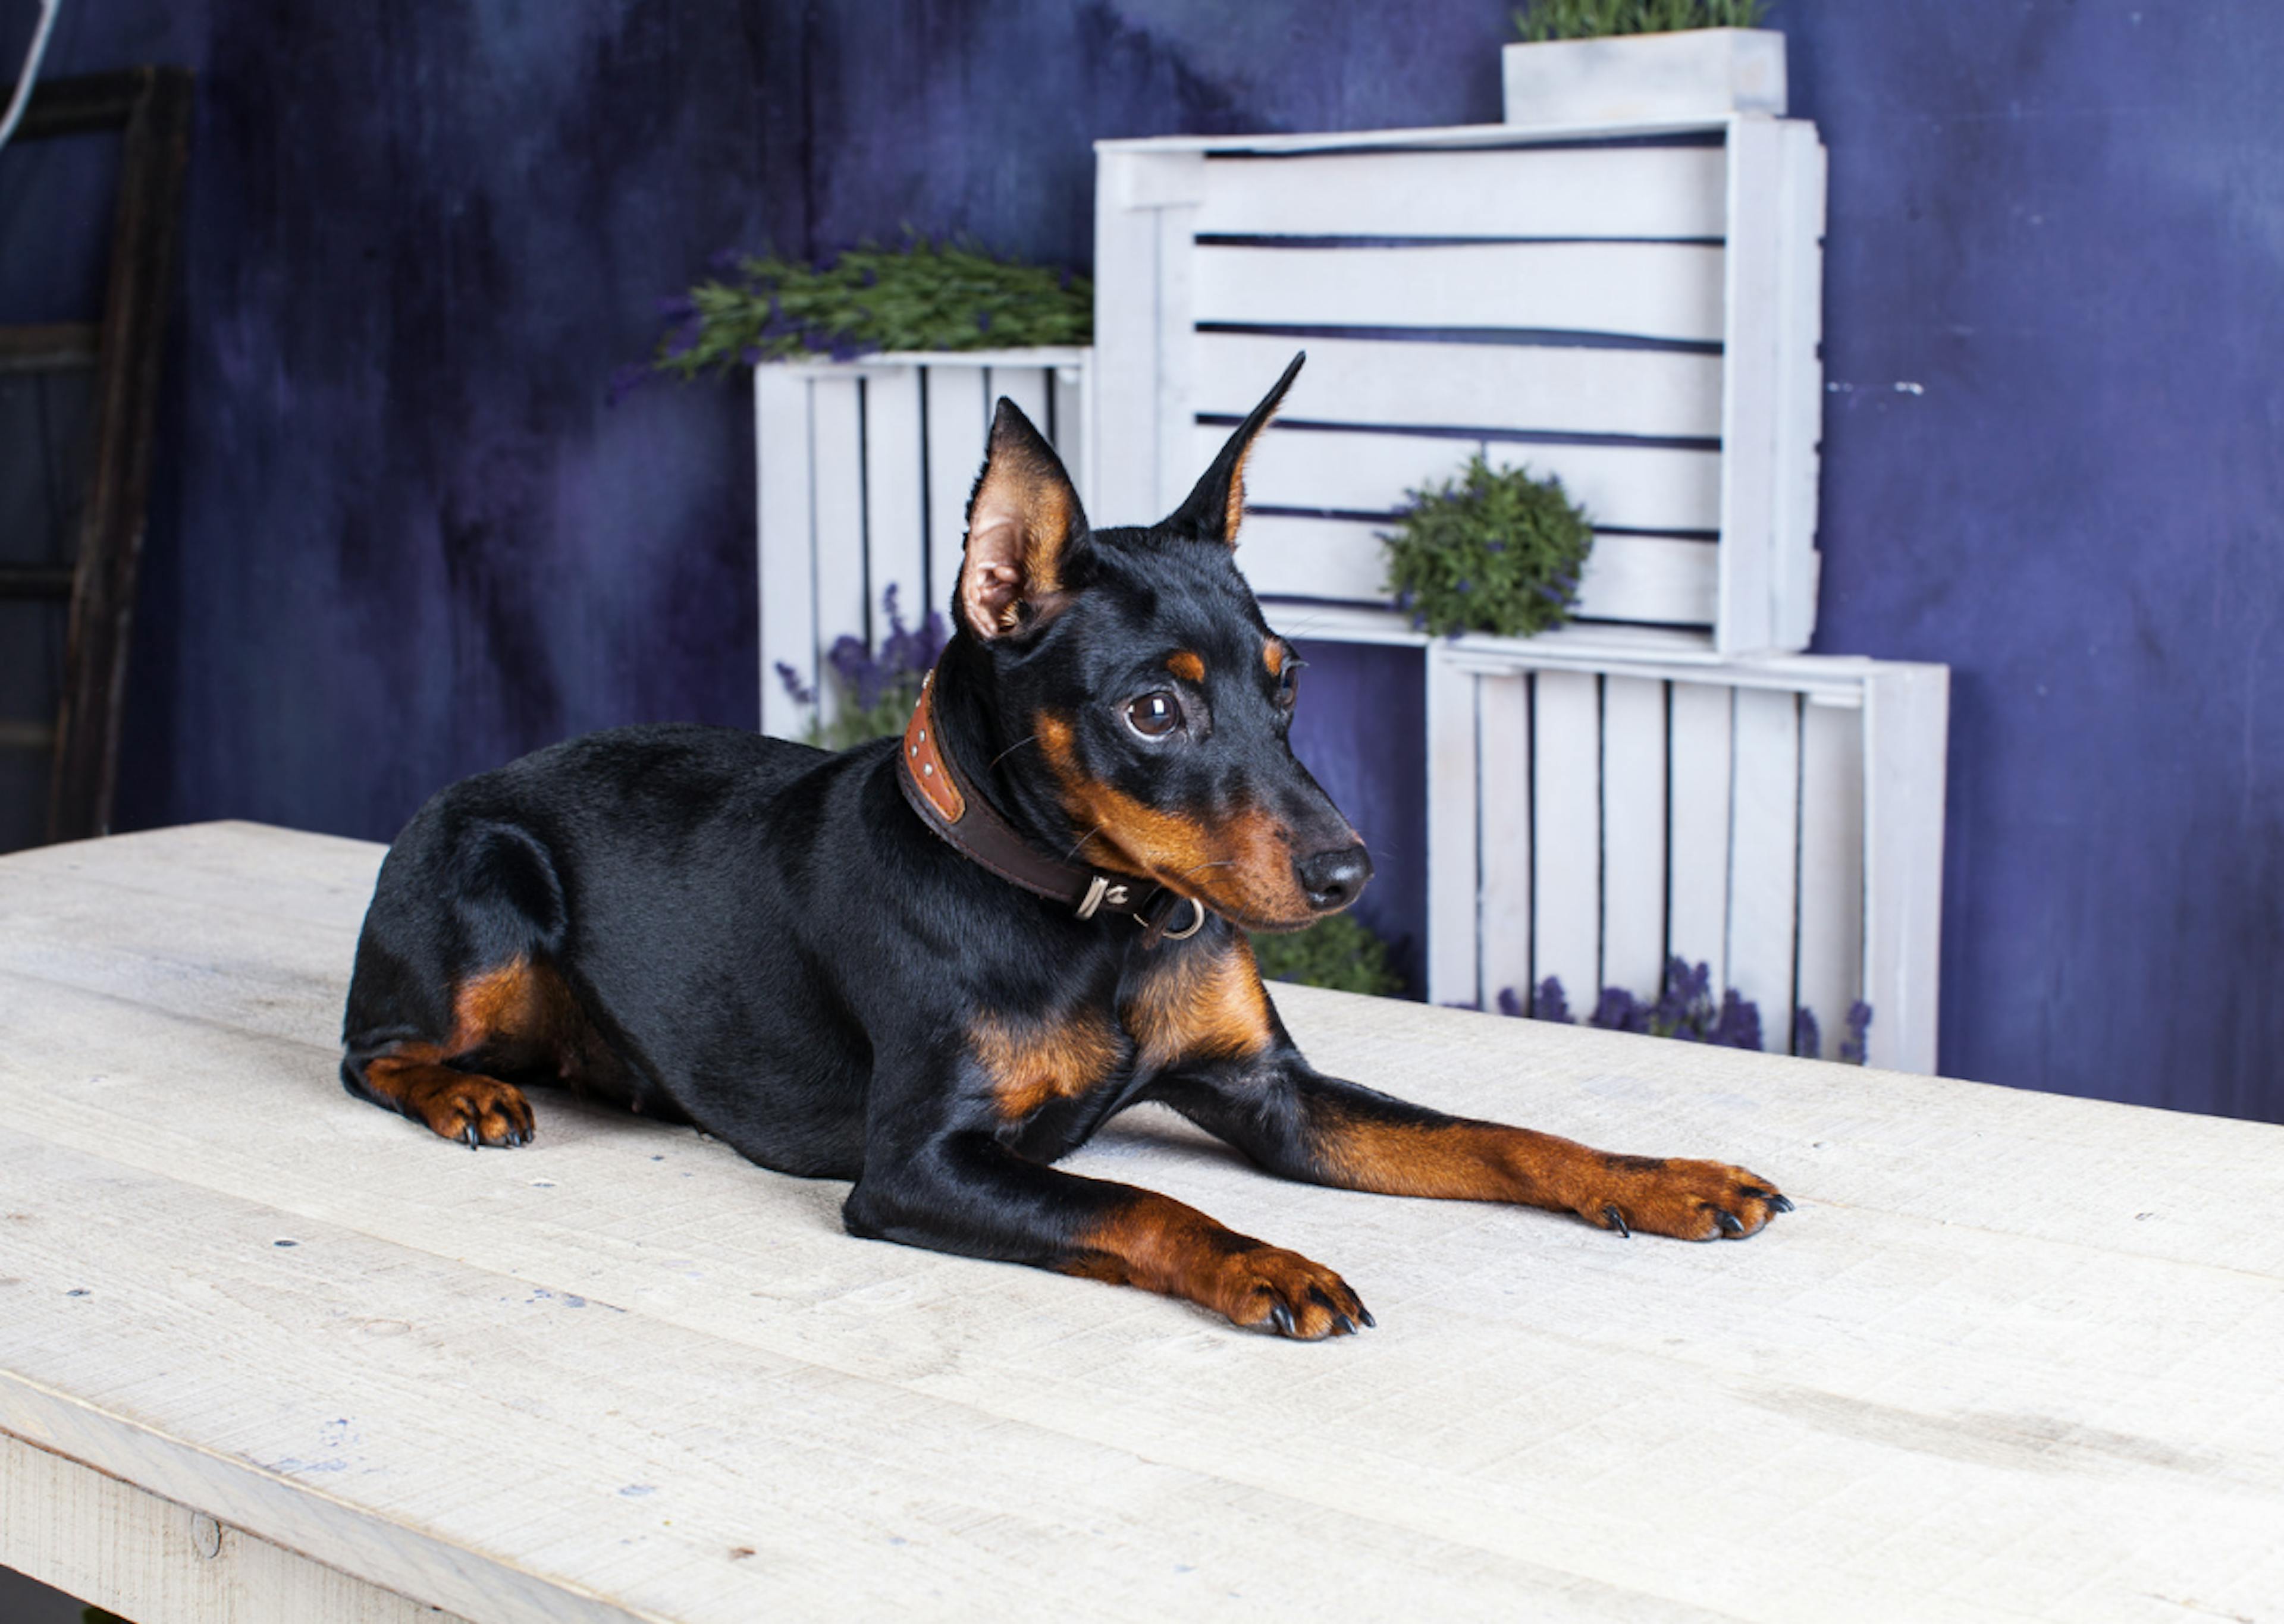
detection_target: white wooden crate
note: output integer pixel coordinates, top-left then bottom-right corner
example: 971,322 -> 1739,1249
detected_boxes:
1093,114 -> 1826,658
754,349 -> 1091,739
1414,635 -> 1947,1073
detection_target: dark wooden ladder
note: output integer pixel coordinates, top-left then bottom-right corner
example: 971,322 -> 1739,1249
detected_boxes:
2,67 -> 192,842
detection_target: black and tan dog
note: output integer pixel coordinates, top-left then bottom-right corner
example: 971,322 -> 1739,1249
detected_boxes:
340,356 -> 1787,1339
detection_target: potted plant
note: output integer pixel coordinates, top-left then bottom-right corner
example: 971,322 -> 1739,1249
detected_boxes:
1503,0 -> 1786,126
1380,454 -> 1595,640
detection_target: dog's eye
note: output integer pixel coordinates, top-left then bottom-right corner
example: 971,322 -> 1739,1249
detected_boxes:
1126,692 -> 1183,739
1276,659 -> 1304,711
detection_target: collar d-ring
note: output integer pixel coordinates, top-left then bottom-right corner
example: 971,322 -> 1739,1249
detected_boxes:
1140,896 -> 1208,941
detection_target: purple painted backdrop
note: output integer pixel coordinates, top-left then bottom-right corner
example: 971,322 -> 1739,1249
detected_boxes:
4,1 -> 2279,1120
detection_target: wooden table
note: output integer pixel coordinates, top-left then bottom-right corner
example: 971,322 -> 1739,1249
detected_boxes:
3,824 -> 2281,1624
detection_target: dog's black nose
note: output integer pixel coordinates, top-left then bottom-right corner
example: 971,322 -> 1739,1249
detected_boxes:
1295,844 -> 1373,913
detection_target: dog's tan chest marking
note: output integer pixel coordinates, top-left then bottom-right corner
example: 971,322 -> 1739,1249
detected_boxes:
971,1008 -> 1127,1120
1124,937 -> 1275,1073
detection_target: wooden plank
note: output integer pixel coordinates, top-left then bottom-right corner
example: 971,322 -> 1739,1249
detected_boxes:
754,366 -> 815,741
1530,671 -> 1600,1011
1665,681 -> 1733,991
1713,117 -> 1780,658
1725,686 -> 1800,1047
1862,663 -> 1950,1073
1477,673 -> 1532,1013
1423,654 -> 1479,1006
1090,150 -> 1181,527
1239,514 -> 1712,627
859,366 -> 930,634
47,68 -> 193,843
1770,122 -> 1826,652
7,824 -> 2284,1623
1154,198 -> 1203,516
1052,361 -> 1091,508
1222,423 -> 1723,537
1197,332 -> 1724,442
923,363 -> 989,632
809,375 -> 868,730
1794,697 -> 1864,1060
1599,677 -> 1667,999
1194,241 -> 1725,345
1193,145 -> 1728,240
0,321 -> 99,374
1500,30 -> 1787,125
1,1431 -> 467,1624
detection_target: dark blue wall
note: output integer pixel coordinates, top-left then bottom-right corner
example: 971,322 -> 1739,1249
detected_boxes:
6,1 -> 2279,1120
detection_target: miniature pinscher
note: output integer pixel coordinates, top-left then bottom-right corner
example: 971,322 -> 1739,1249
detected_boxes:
340,354 -> 1788,1338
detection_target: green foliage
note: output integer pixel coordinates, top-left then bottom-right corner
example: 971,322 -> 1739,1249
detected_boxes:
655,237 -> 1091,381
1511,0 -> 1768,42
1249,913 -> 1405,998
1380,454 -> 1594,639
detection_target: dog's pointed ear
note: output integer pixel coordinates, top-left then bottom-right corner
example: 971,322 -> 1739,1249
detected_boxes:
958,398 -> 1090,641
1163,350 -> 1304,547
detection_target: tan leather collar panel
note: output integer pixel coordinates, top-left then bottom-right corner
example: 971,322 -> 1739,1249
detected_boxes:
902,673 -> 965,824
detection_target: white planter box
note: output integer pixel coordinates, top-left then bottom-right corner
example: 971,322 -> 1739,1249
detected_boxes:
753,349 -> 1091,740
1093,112 -> 1825,658
1502,28 -> 1787,125
1415,632 -> 1947,1074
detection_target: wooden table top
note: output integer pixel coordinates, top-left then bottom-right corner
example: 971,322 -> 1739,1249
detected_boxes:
3,822 -> 2280,1623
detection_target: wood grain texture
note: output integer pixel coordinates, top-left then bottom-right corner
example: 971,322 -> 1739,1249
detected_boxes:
5,824 -> 2279,1623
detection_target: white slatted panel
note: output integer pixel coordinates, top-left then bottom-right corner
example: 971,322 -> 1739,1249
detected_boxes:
1599,677 -> 1667,997
1194,243 -> 1725,344
1862,664 -> 1951,1073
1197,332 -> 1724,442
1530,671 -> 1600,1009
1425,654 -> 1479,1006
755,367 -> 814,741
810,376 -> 868,731
925,365 -> 989,622
1715,118 -> 1780,656
1194,145 -> 1728,238
861,367 -> 928,627
1238,515 -> 1712,627
1665,681 -> 1733,991
1794,697 -> 1864,1058
1053,364 -> 1090,507
1224,425 -> 1721,536
1477,674 -> 1532,1011
1725,687 -> 1800,1045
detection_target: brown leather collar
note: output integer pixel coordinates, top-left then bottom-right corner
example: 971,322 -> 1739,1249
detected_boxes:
896,667 -> 1204,945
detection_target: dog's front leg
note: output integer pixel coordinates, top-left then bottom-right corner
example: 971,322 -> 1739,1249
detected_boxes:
843,1130 -> 1370,1337
1157,1058 -> 1790,1242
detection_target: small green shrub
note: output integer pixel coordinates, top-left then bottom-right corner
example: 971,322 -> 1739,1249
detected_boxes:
1249,913 -> 1405,998
1381,454 -> 1593,639
1513,0 -> 1768,42
650,236 -> 1091,384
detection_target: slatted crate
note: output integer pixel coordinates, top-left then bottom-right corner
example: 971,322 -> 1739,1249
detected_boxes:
1415,636 -> 1948,1073
753,349 -> 1090,739
1093,114 -> 1826,658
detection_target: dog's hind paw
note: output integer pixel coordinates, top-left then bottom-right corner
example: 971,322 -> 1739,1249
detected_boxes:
409,1074 -> 535,1150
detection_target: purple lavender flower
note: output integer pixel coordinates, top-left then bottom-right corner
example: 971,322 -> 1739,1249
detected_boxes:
827,634 -> 889,711
707,246 -> 745,272
1708,990 -> 1764,1052
663,313 -> 705,358
1589,987 -> 1649,1034
1454,579 -> 1473,595
654,294 -> 698,321
774,661 -> 816,708
742,346 -> 766,367
1533,976 -> 1573,1025
1495,987 -> 1526,1019
1840,1001 -> 1874,1065
1793,1006 -> 1822,1061
1485,540 -> 1507,554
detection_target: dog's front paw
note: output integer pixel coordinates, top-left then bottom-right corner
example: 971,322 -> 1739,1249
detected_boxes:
1577,1154 -> 1790,1241
1214,1244 -> 1373,1339
409,1073 -> 535,1149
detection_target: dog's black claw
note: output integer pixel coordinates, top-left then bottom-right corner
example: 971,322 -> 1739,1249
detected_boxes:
463,1123 -> 479,1151
1334,1314 -> 1358,1336
1268,1301 -> 1296,1337
1357,1303 -> 1376,1328
1768,1193 -> 1794,1213
1602,1204 -> 1630,1239
1713,1208 -> 1745,1236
